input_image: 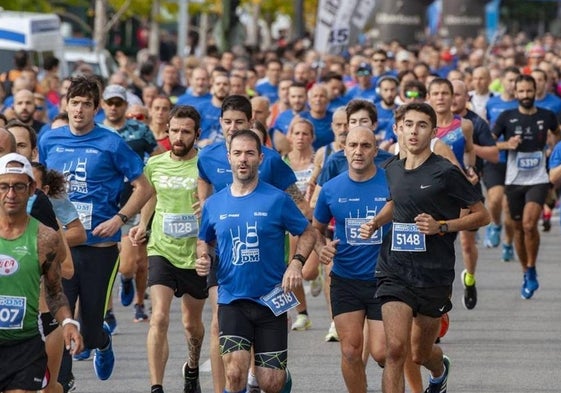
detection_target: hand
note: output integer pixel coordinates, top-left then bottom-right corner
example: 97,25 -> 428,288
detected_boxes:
282,260 -> 303,292
129,224 -> 147,246
195,252 -> 211,276
465,167 -> 479,185
92,216 -> 122,239
319,239 -> 339,265
414,213 -> 439,235
359,220 -> 378,239
507,135 -> 521,150
62,324 -> 83,356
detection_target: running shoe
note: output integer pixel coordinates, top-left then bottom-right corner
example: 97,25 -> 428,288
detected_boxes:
424,355 -> 450,393
483,224 -> 501,248
325,321 -> 339,342
280,369 -> 292,393
310,270 -> 323,297
104,309 -> 118,335
460,269 -> 477,310
73,347 -> 91,361
521,267 -> 539,299
502,243 -> 514,262
119,276 -> 135,307
543,218 -> 551,232
61,372 -> 76,393
247,372 -> 260,393
182,363 -> 201,393
133,303 -> 149,322
291,313 -> 311,331
93,322 -> 115,380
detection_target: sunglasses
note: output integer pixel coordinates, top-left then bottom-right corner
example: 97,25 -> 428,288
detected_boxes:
372,58 -> 386,62
357,70 -> 372,77
126,113 -> 146,121
405,90 -> 420,99
105,100 -> 125,107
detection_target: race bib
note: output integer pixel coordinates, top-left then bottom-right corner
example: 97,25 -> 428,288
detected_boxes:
72,201 -> 93,230
260,286 -> 300,316
0,295 -> 26,329
516,151 -> 542,171
162,213 -> 198,238
391,222 -> 426,252
345,218 -> 382,245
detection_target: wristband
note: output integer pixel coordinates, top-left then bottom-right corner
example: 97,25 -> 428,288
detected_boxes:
61,318 -> 80,331
116,213 -> 128,224
291,254 -> 307,266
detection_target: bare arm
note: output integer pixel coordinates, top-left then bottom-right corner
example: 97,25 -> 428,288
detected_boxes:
273,130 -> 292,156
57,225 -> 74,280
433,140 -> 462,169
473,143 -> 499,163
414,201 -> 490,235
285,183 -> 312,220
197,177 -> 214,207
64,218 -> 86,247
40,225 -> 83,354
550,163 -> 561,187
461,118 -> 476,168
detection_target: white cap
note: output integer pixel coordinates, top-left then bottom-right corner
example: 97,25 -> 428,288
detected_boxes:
0,153 -> 35,181
396,50 -> 411,63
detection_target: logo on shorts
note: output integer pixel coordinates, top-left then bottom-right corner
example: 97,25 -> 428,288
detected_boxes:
0,255 -> 19,276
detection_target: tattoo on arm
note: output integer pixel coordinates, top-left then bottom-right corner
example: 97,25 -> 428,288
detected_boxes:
41,229 -> 69,319
285,183 -> 305,204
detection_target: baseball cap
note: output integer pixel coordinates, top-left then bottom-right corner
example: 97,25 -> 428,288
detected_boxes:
0,153 -> 35,181
396,50 -> 411,63
528,45 -> 545,58
357,62 -> 372,75
103,85 -> 127,101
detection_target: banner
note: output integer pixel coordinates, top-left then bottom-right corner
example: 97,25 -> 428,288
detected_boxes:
369,0 -> 433,46
439,0 -> 489,39
314,0 -> 377,55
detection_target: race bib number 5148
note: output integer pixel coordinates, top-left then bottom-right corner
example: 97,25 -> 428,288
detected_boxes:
391,223 -> 426,252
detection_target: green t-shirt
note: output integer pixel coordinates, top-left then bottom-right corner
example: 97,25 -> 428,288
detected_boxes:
145,153 -> 199,269
0,217 -> 41,344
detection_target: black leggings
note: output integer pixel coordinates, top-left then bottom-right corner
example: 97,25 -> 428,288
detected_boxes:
58,245 -> 119,385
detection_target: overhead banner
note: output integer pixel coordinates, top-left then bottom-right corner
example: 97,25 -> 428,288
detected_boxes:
314,0 -> 434,55
314,0 -> 377,55
369,0 -> 433,46
439,0 -> 489,39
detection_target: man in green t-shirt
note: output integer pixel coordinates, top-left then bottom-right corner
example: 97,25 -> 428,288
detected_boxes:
129,106 -> 206,393
0,152 -> 82,392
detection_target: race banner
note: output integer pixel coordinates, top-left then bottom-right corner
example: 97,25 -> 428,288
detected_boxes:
314,0 -> 377,55
439,0 -> 489,39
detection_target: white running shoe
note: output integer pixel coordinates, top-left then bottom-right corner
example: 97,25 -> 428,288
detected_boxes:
310,270 -> 323,297
291,313 -> 312,331
324,321 -> 339,342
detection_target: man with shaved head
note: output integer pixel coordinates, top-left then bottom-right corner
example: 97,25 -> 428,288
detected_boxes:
13,89 -> 45,134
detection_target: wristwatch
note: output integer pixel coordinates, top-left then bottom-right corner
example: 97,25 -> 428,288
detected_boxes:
116,213 -> 129,224
438,220 -> 448,235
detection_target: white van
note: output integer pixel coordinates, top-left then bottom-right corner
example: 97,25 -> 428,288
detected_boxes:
0,10 -> 67,75
63,37 -> 118,80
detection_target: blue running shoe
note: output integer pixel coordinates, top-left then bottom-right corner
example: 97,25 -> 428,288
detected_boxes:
93,322 -> 115,380
484,224 -> 501,248
73,347 -> 91,361
502,243 -> 514,262
424,355 -> 450,393
104,309 -> 118,335
119,276 -> 135,307
521,267 -> 539,299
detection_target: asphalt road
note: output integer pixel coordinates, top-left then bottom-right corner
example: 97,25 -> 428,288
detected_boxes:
71,215 -> 561,393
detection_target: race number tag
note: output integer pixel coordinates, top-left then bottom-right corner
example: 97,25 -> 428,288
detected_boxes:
0,295 -> 26,329
345,218 -> 382,245
391,222 -> 426,252
516,151 -> 542,170
260,286 -> 300,317
162,213 -> 198,238
72,202 -> 93,230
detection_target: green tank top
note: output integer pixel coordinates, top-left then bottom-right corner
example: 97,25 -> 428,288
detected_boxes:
0,217 -> 41,344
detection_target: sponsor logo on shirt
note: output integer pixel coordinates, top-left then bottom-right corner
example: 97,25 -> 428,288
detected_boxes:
0,255 -> 19,276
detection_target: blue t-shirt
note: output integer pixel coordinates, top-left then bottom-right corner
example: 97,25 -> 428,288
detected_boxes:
328,94 -> 352,112
549,141 -> 561,223
198,101 -> 223,143
270,109 -> 299,140
300,110 -> 334,150
375,104 -> 396,143
536,93 -> 561,116
346,84 -> 378,103
315,169 -> 390,279
38,125 -> 144,244
199,181 -> 309,304
436,115 -> 466,169
317,149 -> 394,186
198,142 -> 297,192
176,92 -> 212,107
255,81 -> 279,104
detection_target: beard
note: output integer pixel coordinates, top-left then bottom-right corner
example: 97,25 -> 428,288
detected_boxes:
519,97 -> 535,109
172,141 -> 194,157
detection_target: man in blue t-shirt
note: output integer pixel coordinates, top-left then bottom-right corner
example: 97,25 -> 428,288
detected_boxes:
38,75 -> 153,383
197,130 -> 317,393
314,126 -> 392,393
